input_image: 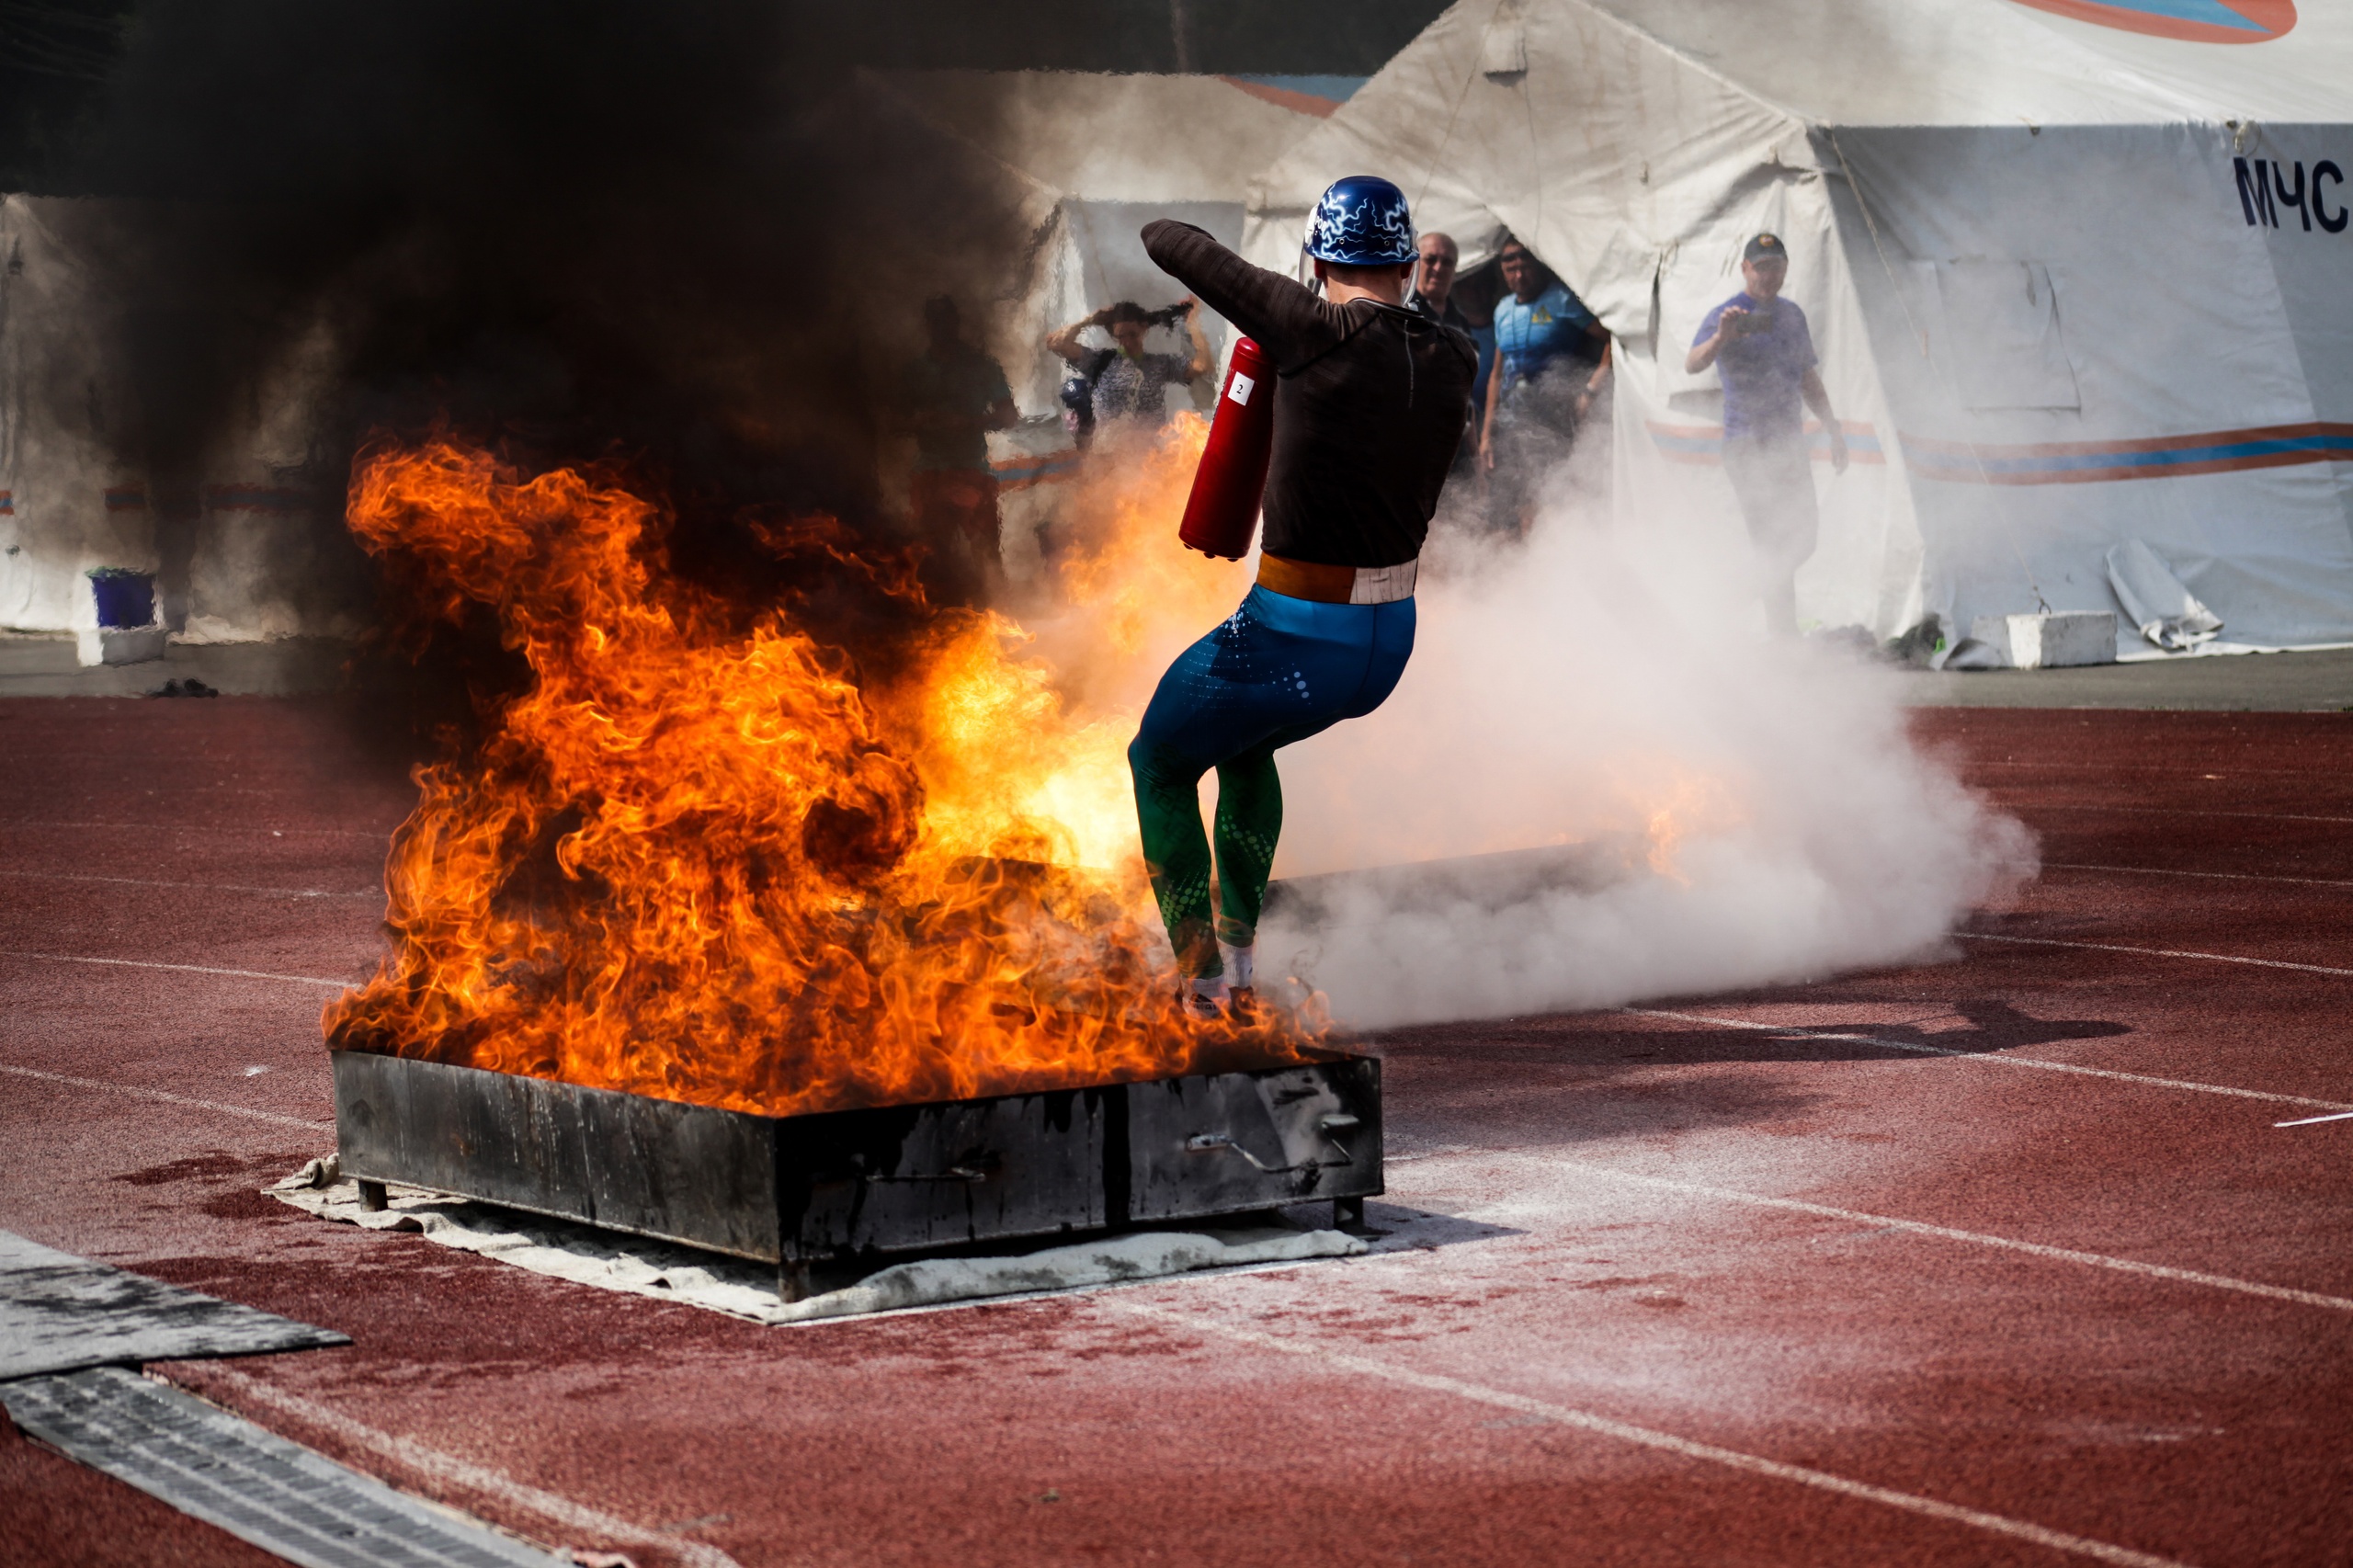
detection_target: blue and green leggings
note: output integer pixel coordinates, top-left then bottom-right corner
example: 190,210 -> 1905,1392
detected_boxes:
1127,585 -> 1415,980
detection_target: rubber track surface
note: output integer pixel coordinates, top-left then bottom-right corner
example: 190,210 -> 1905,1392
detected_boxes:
2,697 -> 2348,1567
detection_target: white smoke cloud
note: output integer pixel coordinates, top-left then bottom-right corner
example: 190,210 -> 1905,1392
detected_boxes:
1243,471 -> 2034,1030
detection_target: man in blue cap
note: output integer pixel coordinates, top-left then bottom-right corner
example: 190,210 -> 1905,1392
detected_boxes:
1131,176 -> 1477,1016
1687,233 -> 1848,635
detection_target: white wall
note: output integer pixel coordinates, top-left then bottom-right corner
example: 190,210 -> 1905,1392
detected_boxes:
0,197 -> 367,646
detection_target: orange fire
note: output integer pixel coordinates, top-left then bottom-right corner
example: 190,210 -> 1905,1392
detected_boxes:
323,435 -> 1311,1116
1623,761 -> 1749,885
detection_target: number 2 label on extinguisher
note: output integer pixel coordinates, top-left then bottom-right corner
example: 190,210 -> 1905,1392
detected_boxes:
1227,372 -> 1256,406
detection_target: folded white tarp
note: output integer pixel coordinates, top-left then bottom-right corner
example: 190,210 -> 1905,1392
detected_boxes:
271,1165 -> 1363,1326
2107,538 -> 2224,652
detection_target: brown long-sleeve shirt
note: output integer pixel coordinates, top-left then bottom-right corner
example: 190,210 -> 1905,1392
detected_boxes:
1142,220 -> 1475,570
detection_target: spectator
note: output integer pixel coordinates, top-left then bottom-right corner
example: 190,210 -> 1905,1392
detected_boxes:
1478,237 -> 1611,531
902,294 -> 1017,588
1446,253 -> 1504,458
1408,233 -> 1482,472
1407,232 -> 1467,325
1685,232 -> 1848,635
1048,299 -> 1211,433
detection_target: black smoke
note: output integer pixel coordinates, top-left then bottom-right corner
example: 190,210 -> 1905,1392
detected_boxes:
0,0 -> 1448,699
43,6 -> 1013,537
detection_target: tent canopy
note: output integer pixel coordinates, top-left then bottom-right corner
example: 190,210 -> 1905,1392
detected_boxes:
879,71 -> 1324,414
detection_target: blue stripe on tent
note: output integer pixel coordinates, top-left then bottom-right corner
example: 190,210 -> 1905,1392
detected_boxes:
1913,434 -> 2347,476
2089,0 -> 2268,30
993,453 -> 1083,490
1226,74 -> 1368,105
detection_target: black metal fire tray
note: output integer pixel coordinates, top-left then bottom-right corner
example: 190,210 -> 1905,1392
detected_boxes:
332,1050 -> 1381,1296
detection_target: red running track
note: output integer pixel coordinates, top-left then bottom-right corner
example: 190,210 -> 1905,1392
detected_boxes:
2,698 -> 2349,1568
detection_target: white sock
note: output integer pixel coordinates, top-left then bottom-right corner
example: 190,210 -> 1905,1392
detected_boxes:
1188,974 -> 1230,1004
1222,944 -> 1255,990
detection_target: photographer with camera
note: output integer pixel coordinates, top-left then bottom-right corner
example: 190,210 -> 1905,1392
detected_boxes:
1687,232 -> 1848,635
1046,298 -> 1212,435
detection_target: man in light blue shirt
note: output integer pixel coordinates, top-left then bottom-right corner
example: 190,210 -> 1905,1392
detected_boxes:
1478,236 -> 1610,531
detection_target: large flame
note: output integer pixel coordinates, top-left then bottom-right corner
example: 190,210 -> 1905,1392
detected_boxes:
324,429 -> 1311,1116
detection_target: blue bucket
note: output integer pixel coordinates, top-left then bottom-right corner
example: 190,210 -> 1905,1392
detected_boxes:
88,569 -> 156,629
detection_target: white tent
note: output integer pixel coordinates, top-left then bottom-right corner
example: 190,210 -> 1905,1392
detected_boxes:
876,70 -> 1327,415
0,196 -> 365,654
870,71 -> 1326,577
1245,0 -> 2353,645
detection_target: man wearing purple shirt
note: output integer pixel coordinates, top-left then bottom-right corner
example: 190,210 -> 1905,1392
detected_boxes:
1687,233 -> 1847,635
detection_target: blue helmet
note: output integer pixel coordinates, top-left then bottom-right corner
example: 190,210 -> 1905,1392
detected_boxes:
1303,175 -> 1415,266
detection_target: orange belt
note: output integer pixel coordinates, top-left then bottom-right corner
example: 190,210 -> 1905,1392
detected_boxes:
1256,553 -> 1358,603
1255,552 -> 1419,606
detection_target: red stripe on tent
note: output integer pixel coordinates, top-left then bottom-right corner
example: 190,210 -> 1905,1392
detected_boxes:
1904,421 -> 2353,485
997,468 -> 1081,494
992,454 -> 1082,494
2005,0 -> 2294,46
1915,447 -> 2353,486
0,491 -> 13,515
1903,421 -> 2353,460
1217,76 -> 1340,118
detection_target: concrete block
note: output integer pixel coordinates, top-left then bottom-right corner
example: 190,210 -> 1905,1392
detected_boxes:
1968,611 -> 2116,670
83,625 -> 168,665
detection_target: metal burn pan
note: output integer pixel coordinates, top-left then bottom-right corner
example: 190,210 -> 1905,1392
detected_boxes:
332,1050 -> 1381,1296
1127,1060 -> 1381,1222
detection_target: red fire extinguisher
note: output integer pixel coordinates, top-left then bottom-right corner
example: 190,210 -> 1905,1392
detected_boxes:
1178,336 -> 1274,560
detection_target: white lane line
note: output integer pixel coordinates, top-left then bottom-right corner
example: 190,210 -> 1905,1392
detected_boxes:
0,949 -> 356,989
0,1062 -> 331,1132
0,869 -> 380,900
0,819 -> 389,842
1992,801 -> 2353,826
1109,1304 -> 2199,1568
1523,1158 -> 2353,1312
188,1369 -> 742,1568
1970,761 -> 2335,779
1956,931 -> 2353,979
2276,1110 -> 2353,1128
1623,1008 -> 2353,1113
2035,861 -> 2353,892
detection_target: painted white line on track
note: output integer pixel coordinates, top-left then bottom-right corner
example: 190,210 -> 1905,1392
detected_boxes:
1992,801 -> 2353,826
1970,760 -> 2338,779
0,819 -> 389,841
0,869 -> 380,900
1623,1008 -> 2353,1113
2276,1110 -> 2353,1128
0,1062 -> 331,1132
1957,931 -> 2353,979
0,949 -> 355,989
1111,1304 -> 2200,1568
2035,861 -> 2353,892
1522,1158 -> 2353,1312
189,1369 -> 744,1568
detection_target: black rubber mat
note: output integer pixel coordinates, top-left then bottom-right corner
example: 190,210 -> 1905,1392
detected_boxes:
1,1367 -> 563,1568
0,1231 -> 346,1379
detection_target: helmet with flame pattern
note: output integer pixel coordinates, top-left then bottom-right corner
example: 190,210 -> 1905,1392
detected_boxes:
1302,175 -> 1415,267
